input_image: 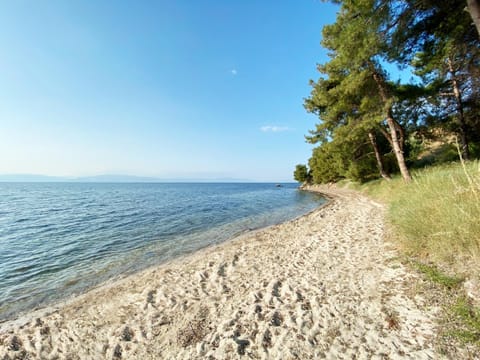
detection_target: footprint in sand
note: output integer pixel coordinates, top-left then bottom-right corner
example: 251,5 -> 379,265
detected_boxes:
254,305 -> 264,320
262,329 -> 273,349
217,263 -> 227,277
272,280 -> 282,298
145,289 -> 156,309
232,254 -> 239,266
113,343 -> 122,359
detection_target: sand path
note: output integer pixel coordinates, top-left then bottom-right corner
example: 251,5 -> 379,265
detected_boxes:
0,188 -> 440,359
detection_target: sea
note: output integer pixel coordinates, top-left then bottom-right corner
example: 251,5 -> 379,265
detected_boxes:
0,182 -> 324,321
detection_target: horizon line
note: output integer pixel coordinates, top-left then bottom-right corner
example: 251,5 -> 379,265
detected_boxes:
0,173 -> 295,184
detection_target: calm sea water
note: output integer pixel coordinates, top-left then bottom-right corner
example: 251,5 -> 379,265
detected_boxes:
0,182 -> 323,320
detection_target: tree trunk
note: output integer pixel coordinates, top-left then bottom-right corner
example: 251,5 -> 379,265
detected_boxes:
385,111 -> 412,181
368,131 -> 391,180
394,121 -> 405,151
447,58 -> 470,160
467,0 -> 480,38
370,66 -> 412,182
372,121 -> 409,182
379,127 -> 394,148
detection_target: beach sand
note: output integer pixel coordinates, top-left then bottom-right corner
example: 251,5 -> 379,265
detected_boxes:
0,187 -> 441,359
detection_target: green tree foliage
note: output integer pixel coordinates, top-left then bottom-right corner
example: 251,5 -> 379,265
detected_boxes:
308,142 -> 345,184
387,0 -> 480,160
305,0 -> 412,182
308,136 -> 393,184
299,0 -> 480,184
293,164 -> 310,183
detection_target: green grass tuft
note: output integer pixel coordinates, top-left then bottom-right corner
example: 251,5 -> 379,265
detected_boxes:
448,297 -> 480,344
413,261 -> 463,289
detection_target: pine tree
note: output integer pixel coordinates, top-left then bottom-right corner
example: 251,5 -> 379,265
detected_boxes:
387,0 -> 480,160
308,0 -> 412,181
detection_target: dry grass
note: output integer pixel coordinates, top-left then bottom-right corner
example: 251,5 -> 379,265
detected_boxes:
359,160 -> 480,275
350,159 -> 480,349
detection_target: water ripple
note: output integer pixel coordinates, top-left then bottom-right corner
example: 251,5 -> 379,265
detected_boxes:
0,182 -> 323,320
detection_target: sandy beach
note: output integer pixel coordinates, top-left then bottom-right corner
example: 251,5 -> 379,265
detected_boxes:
0,187 -> 441,359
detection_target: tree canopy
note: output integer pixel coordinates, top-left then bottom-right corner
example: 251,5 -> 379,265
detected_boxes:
298,0 -> 480,184
293,164 -> 310,183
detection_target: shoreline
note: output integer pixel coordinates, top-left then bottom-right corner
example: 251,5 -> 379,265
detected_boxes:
0,187 -> 325,326
0,187 -> 441,358
0,189 -> 328,327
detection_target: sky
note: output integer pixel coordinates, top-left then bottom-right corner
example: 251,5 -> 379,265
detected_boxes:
0,0 -> 339,182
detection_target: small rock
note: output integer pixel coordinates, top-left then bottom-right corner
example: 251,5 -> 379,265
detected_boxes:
121,326 -> 134,342
271,312 -> 283,327
235,339 -> 250,355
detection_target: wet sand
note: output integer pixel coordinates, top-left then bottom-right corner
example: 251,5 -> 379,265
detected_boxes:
0,187 -> 441,359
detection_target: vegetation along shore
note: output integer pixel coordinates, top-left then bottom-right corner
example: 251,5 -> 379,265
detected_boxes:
294,0 -> 480,355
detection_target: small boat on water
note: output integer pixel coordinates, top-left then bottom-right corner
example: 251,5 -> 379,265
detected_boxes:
275,184 -> 282,187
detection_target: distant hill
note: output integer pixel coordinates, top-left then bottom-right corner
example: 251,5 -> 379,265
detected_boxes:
0,174 -> 69,182
70,175 -> 162,183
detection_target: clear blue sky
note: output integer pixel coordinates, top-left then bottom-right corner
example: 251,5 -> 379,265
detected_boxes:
0,0 -> 338,182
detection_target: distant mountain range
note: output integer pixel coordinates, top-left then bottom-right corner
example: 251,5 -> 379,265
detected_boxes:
0,174 -> 258,183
